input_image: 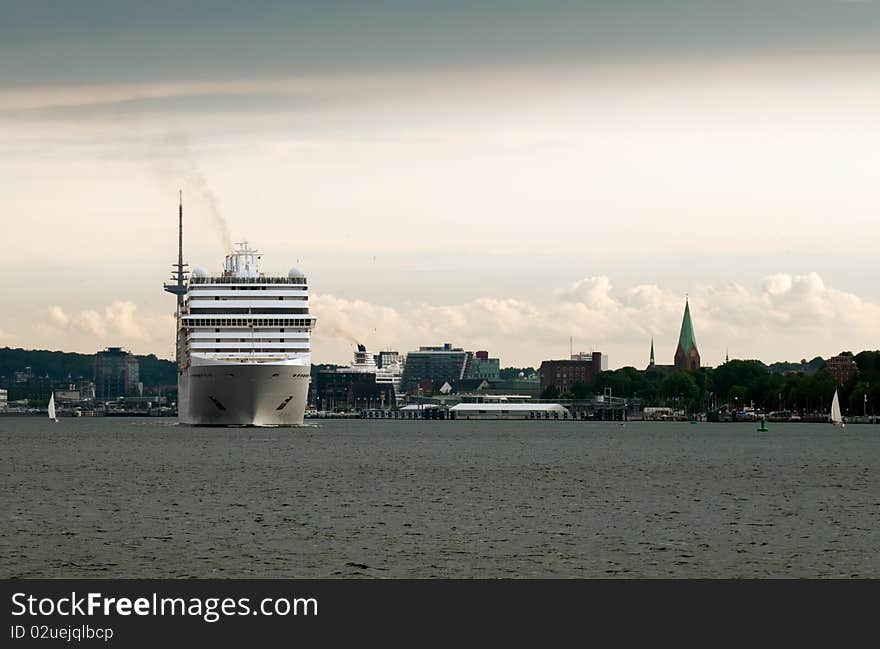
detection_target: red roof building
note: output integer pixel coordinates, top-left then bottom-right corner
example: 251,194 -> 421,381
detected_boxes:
826,354 -> 858,385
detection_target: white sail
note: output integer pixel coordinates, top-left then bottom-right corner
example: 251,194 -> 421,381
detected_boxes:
47,393 -> 56,421
830,389 -> 842,424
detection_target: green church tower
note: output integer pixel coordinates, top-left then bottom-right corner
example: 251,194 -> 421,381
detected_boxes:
674,299 -> 700,372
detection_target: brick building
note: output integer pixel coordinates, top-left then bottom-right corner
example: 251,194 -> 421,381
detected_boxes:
94,347 -> 140,402
539,352 -> 604,394
826,353 -> 858,385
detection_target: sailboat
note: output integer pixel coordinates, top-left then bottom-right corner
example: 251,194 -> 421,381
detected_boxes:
830,389 -> 844,429
47,393 -> 59,423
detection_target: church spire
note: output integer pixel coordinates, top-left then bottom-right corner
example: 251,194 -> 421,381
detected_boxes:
678,298 -> 697,355
649,337 -> 655,368
674,297 -> 701,371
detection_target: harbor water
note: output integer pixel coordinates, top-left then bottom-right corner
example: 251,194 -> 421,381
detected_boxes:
2,418 -> 878,578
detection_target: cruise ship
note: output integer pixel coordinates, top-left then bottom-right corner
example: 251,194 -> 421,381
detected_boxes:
164,200 -> 315,425
352,345 -> 404,400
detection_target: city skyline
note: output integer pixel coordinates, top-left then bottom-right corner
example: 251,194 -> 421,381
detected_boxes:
2,1 -> 879,367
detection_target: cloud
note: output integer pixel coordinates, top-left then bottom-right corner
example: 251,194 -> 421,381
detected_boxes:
311,277 -> 679,366
12,272 -> 878,366
40,302 -> 175,353
311,272 -> 880,367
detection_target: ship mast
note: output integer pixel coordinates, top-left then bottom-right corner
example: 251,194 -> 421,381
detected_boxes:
163,191 -> 189,366
163,190 -> 188,308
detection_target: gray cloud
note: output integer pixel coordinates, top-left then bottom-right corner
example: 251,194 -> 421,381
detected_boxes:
2,1 -> 879,87
0,91 -> 321,121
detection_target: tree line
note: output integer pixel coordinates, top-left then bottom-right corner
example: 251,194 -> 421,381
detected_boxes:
530,351 -> 880,415
0,347 -> 177,401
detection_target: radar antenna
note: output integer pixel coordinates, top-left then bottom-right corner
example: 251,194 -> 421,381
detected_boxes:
163,190 -> 189,308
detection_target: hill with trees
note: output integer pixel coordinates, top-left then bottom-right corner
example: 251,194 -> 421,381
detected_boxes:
0,347 -> 176,401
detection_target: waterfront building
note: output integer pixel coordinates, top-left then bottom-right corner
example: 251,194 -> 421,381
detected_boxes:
434,375 -> 543,399
400,343 -> 472,394
673,299 -> 701,372
52,380 -> 95,405
0,388 -> 7,412
94,347 -> 140,402
484,377 -> 543,398
77,378 -> 96,401
539,352 -> 604,394
827,353 -> 858,385
466,350 -> 500,380
571,351 -> 608,370
375,350 -> 402,369
449,402 -> 569,420
54,387 -> 81,403
315,344 -> 398,410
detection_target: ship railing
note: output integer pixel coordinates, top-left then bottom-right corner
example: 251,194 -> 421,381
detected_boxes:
190,276 -> 305,285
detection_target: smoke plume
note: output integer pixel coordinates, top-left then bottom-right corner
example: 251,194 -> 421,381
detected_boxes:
162,131 -> 233,252
317,319 -> 360,345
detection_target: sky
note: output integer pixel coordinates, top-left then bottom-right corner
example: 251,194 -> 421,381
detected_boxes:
1,1 -> 879,368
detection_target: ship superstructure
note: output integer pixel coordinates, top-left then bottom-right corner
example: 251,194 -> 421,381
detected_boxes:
165,199 -> 315,425
350,345 -> 404,402
314,345 -> 403,411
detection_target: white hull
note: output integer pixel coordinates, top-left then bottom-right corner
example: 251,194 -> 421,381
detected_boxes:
165,239 -> 316,427
179,358 -> 311,426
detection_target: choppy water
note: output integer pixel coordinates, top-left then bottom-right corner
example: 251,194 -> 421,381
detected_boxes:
1,417 -> 878,578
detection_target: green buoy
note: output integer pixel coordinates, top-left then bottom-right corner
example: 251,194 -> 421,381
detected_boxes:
757,417 -> 769,432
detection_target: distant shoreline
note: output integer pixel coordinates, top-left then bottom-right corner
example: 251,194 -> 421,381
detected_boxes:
1,412 -> 877,425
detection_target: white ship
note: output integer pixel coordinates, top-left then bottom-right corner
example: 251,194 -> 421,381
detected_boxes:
165,197 -> 315,425
351,345 -> 404,400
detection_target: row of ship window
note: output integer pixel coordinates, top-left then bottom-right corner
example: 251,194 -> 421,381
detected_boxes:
189,277 -> 306,285
188,308 -> 309,314
187,348 -> 310,353
183,318 -> 314,327
192,338 -> 307,343
197,295 -> 307,300
190,285 -> 307,291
